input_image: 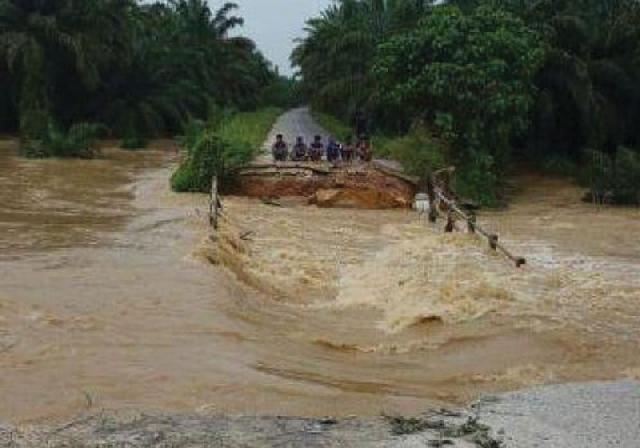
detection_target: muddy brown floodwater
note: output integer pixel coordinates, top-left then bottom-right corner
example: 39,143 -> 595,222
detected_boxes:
1,140 -> 639,425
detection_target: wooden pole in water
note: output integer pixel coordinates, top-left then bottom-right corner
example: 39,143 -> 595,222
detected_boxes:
426,173 -> 438,223
467,212 -> 476,234
210,175 -> 219,230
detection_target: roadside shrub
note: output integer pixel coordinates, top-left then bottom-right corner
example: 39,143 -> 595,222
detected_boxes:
311,109 -> 351,141
380,126 -> 447,177
454,151 -> 500,206
584,147 -> 640,204
21,121 -> 104,159
172,131 -> 226,192
171,130 -> 253,193
19,109 -> 50,140
179,119 -> 207,151
217,107 -> 282,148
171,107 -> 281,193
612,148 -> 640,204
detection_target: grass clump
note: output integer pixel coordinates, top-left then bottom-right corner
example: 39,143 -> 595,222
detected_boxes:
377,126 -> 447,176
216,107 -> 282,148
171,131 -> 236,192
310,109 -> 352,141
171,107 -> 282,193
582,147 -> 640,204
21,117 -> 104,159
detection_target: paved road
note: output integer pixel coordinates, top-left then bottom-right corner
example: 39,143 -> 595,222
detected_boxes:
256,107 -> 333,163
256,107 -> 407,173
477,379 -> 640,447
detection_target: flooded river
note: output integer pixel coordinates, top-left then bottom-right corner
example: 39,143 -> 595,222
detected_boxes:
1,140 -> 639,424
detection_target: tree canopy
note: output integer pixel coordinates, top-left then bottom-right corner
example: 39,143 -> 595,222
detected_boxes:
292,0 -> 640,203
0,0 -> 290,142
375,5 -> 544,200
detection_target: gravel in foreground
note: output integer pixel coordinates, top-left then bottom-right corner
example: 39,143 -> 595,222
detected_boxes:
1,380 -> 638,447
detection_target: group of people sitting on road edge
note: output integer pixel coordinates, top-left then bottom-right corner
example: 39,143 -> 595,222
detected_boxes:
271,134 -> 372,163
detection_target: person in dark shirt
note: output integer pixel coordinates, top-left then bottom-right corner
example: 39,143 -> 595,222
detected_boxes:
271,134 -> 288,161
309,135 -> 324,162
326,137 -> 341,163
291,136 -> 308,161
341,136 -> 355,163
356,135 -> 372,162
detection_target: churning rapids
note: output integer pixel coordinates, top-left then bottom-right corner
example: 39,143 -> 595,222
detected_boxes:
1,138 -> 639,424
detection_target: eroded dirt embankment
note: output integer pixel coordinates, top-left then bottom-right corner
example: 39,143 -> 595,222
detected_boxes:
234,162 -> 417,209
236,107 -> 418,209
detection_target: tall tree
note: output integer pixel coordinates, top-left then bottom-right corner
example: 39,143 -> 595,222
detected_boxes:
292,0 -> 430,129
0,0 -> 131,132
0,0 -> 279,141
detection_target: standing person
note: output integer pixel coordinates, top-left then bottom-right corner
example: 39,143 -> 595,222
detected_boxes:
341,136 -> 355,163
309,135 -> 324,162
355,110 -> 367,138
271,134 -> 288,161
291,136 -> 308,161
326,137 -> 341,164
356,135 -> 372,162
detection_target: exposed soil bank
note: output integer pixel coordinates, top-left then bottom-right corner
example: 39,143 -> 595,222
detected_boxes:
235,161 -> 417,209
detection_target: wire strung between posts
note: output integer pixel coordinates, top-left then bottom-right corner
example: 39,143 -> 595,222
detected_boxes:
428,169 -> 526,268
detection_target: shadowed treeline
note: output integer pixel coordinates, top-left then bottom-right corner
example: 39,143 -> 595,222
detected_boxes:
0,0 -> 296,156
292,0 -> 640,205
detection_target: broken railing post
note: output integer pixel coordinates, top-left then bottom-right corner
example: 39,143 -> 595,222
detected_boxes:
429,202 -> 437,223
210,175 -> 219,230
467,213 -> 476,234
445,212 -> 455,233
489,234 -> 498,250
426,173 -> 438,223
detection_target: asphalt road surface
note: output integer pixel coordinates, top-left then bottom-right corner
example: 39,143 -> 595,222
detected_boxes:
257,107 -> 332,163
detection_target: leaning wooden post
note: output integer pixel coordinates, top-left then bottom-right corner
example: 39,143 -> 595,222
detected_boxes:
445,211 -> 455,233
426,173 -> 437,223
489,234 -> 498,250
210,175 -> 219,230
431,176 -> 526,268
467,212 -> 476,234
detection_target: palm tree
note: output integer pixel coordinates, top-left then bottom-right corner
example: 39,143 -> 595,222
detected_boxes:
98,0 -> 269,137
0,0 -> 131,132
520,0 -> 640,158
291,0 -> 430,128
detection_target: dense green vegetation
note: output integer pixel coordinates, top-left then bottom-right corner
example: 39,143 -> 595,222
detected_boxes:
311,110 -> 352,141
0,0 -> 293,157
21,122 -> 105,158
170,107 -> 281,192
293,0 -> 640,204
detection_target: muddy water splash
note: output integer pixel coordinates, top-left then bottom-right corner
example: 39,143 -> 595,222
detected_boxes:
1,140 -> 639,424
